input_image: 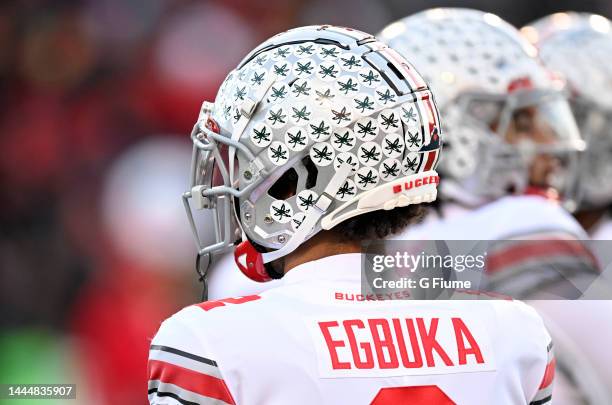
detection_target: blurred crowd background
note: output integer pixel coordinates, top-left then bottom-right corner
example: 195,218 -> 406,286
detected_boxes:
1,0 -> 611,403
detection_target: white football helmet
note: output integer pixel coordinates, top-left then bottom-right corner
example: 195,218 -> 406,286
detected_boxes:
379,8 -> 584,209
523,12 -> 612,209
183,25 -> 442,287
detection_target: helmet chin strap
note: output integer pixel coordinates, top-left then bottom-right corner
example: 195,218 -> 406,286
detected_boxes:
234,162 -> 353,281
196,252 -> 212,301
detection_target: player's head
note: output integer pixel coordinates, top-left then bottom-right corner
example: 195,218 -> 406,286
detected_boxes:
522,12 -> 612,210
379,8 -> 584,209
183,25 -> 442,284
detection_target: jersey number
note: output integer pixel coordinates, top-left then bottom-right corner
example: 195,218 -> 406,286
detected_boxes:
371,385 -> 455,405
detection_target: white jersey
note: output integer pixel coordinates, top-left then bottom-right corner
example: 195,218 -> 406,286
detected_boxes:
395,195 -> 587,241
393,196 -> 612,403
149,254 -> 554,405
392,195 -> 596,295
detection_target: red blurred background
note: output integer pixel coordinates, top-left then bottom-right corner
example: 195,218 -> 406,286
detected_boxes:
1,1 -> 610,404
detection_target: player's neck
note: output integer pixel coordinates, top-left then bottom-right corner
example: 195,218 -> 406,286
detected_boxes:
283,231 -> 362,274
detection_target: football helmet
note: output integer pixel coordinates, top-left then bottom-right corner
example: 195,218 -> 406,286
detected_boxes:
523,13 -> 612,209
379,9 -> 584,209
183,25 -> 442,286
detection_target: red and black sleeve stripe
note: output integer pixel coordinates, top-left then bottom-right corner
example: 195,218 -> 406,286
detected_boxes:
148,345 -> 235,405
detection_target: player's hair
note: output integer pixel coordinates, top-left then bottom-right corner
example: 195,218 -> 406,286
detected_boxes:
334,204 -> 425,241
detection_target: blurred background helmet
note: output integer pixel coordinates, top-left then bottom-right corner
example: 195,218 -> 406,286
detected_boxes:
379,8 -> 584,209
523,12 -> 612,209
184,25 -> 442,282
102,137 -> 210,273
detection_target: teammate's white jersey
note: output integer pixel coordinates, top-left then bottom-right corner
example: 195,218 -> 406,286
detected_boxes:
391,195 -> 597,296
527,300 -> 612,404
394,195 -> 587,241
149,254 -> 554,405
392,196 -> 612,403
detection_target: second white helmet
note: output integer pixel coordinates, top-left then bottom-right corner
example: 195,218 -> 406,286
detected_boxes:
523,12 -> 612,209
380,8 -> 584,208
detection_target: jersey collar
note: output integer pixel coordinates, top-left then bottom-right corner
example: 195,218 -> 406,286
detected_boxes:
282,253 -> 363,285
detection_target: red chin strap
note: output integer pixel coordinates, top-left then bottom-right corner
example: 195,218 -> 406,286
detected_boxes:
524,186 -> 560,202
234,240 -> 272,282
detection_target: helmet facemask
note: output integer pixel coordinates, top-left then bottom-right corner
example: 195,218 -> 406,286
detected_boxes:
440,87 -> 584,209
522,12 -> 612,211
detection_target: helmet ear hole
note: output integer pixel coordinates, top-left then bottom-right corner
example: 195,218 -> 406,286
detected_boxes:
266,156 -> 319,200
302,156 -> 319,189
268,168 -> 299,200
